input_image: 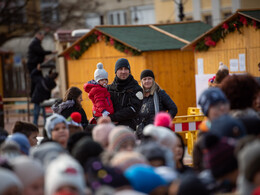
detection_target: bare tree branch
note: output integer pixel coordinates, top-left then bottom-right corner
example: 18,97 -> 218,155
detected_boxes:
0,0 -> 100,46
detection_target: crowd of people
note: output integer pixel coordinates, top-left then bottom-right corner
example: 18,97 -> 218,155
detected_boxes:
0,48 -> 260,194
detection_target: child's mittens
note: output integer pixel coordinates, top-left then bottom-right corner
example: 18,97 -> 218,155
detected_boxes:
102,110 -> 110,117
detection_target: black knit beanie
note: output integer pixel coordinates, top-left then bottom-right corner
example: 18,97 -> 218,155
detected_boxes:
115,58 -> 131,73
140,69 -> 155,80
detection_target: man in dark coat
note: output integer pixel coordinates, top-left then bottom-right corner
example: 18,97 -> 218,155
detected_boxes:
107,58 -> 143,130
31,64 -> 58,126
27,31 -> 56,97
27,31 -> 55,73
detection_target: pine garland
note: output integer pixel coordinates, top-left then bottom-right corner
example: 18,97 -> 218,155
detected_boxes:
195,15 -> 260,52
65,30 -> 141,60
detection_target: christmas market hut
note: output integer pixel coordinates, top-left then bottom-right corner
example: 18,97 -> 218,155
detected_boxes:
182,9 -> 260,103
59,21 -> 211,117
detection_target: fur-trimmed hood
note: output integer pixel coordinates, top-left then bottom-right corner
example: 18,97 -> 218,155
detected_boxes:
51,100 -> 75,114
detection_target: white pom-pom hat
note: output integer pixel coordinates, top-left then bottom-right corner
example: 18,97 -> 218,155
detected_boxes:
94,62 -> 108,82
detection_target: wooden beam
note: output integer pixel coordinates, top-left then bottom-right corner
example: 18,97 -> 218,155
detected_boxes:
149,25 -> 190,44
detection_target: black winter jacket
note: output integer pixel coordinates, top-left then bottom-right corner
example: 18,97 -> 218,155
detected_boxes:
27,37 -> 52,73
107,75 -> 143,130
31,69 -> 56,104
51,100 -> 89,131
139,89 -> 178,126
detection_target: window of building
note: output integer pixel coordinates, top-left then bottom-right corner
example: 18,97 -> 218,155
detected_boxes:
108,10 -> 127,25
223,12 -> 232,19
130,5 -> 155,25
86,13 -> 101,28
41,0 -> 59,23
204,15 -> 212,26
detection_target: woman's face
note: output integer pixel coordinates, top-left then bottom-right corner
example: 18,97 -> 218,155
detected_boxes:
174,137 -> 184,162
76,94 -> 83,105
142,77 -> 154,89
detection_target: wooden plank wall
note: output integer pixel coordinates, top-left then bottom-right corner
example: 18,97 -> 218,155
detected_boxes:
67,40 -> 146,118
145,50 -> 196,116
194,26 -> 260,76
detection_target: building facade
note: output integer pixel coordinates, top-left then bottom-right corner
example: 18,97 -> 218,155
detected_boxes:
154,0 -> 260,26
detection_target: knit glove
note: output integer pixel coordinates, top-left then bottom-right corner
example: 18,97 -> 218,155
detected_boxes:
102,110 -> 110,117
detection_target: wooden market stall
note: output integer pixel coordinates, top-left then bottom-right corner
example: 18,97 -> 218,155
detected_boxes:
182,9 -> 260,102
59,21 -> 211,117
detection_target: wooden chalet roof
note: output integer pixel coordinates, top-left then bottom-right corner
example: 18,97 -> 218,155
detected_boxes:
59,21 -> 211,57
182,9 -> 260,51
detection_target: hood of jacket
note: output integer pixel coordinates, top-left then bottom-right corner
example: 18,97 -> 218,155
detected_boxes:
51,99 -> 75,114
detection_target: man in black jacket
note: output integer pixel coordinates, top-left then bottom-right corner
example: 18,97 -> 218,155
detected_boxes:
27,31 -> 56,73
27,31 -> 56,97
31,64 -> 58,126
107,58 -> 143,130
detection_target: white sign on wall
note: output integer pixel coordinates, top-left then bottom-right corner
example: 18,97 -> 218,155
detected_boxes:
230,59 -> 239,72
239,53 -> 246,71
197,58 -> 204,75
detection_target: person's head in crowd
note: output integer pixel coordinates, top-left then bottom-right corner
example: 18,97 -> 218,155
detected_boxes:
72,137 -> 103,170
198,87 -> 230,121
143,124 -> 177,151
12,121 -> 39,146
177,174 -> 210,195
6,132 -> 30,155
85,158 -> 130,192
208,75 -> 216,87
63,87 -> 83,109
110,151 -> 148,172
238,140 -> 260,195
96,116 -> 112,124
203,134 -> 238,189
92,123 -> 115,149
234,135 -> 257,159
108,126 -> 136,152
66,112 -> 83,136
214,69 -> 229,85
115,58 -> 131,80
0,127 -> 8,146
210,114 -> 247,139
124,164 -> 167,194
12,156 -> 44,195
45,154 -> 86,195
239,116 -> 260,136
253,86 -> 260,112
45,113 -> 69,148
220,74 -> 260,112
174,133 -> 186,171
30,142 -> 66,168
0,168 -> 23,195
94,62 -> 109,87
67,131 -> 88,154
154,112 -> 172,129
136,141 -> 174,168
192,134 -> 206,173
0,141 -> 21,160
35,31 -> 45,41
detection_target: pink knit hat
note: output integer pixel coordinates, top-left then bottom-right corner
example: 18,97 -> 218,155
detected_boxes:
108,126 -> 136,152
92,123 -> 115,148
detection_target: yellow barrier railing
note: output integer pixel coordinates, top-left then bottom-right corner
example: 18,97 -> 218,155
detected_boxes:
172,108 -> 204,156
